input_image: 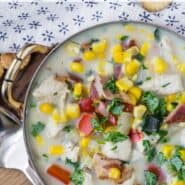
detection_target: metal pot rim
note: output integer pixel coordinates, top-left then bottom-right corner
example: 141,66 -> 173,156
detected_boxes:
22,20 -> 185,185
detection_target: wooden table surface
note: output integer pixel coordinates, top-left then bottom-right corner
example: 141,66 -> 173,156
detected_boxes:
0,168 -> 31,185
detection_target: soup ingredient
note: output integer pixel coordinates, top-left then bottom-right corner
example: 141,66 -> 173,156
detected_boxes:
140,74 -> 184,95
92,153 -> 122,179
153,57 -> 167,74
143,140 -> 156,162
142,115 -> 161,134
39,103 -> 54,114
79,98 -> 94,112
116,77 -> 133,92
61,142 -> 80,162
125,59 -> 141,76
128,86 -> 142,100
91,117 -> 104,132
49,145 -> 64,155
133,105 -> 146,119
108,167 -> 121,180
70,62 -> 84,73
129,129 -> 143,142
66,103 -> 80,119
31,121 -> 45,137
165,103 -> 185,124
141,91 -> 166,119
161,144 -> 174,159
92,39 -> 107,54
101,138 -> 132,161
78,113 -> 94,136
154,28 -> 161,41
104,77 -> 118,94
104,131 -> 128,143
47,164 -> 71,185
73,83 -> 83,97
107,98 -> 124,116
140,42 -> 150,56
144,170 -> 157,185
82,50 -> 96,61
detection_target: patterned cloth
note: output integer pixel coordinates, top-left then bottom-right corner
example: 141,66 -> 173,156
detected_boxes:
0,0 -> 185,53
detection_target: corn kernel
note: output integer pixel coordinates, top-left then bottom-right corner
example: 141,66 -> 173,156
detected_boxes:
74,83 -> 83,96
177,63 -> 185,74
133,105 -> 147,118
123,51 -> 132,63
166,94 -> 177,103
80,137 -> 90,148
132,118 -> 142,129
116,77 -> 133,92
113,51 -> 125,63
179,150 -> 185,161
96,60 -> 106,76
104,126 -> 116,133
92,39 -> 107,54
129,86 -> 142,100
160,123 -> 168,130
35,135 -> 44,146
39,103 -> 54,114
125,59 -> 141,76
140,42 -> 150,56
108,168 -> 121,180
128,93 -> 137,105
161,145 -> 174,159
49,145 -> 64,155
65,42 -> 80,56
82,50 -> 96,61
66,103 -> 80,119
178,92 -> 185,103
124,24 -> 135,32
126,46 -> 139,56
112,44 -> 122,53
167,103 -> 175,112
171,180 -> 185,185
153,57 -> 168,74
70,62 -> 84,73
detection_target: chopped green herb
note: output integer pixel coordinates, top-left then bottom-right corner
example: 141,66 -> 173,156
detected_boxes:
141,91 -> 167,119
170,156 -> 183,172
104,131 -> 128,143
85,70 -> 93,77
42,153 -> 49,160
71,169 -> 84,185
178,165 -> 185,181
65,158 -> 80,169
143,140 -> 156,162
135,53 -> 145,62
107,98 -> 124,116
111,145 -> 118,151
161,82 -> 171,88
31,122 -> 45,137
146,77 -> 152,81
104,77 -> 118,94
65,158 -> 84,185
135,80 -> 143,86
154,28 -> 160,41
120,35 -> 129,41
156,152 -> 166,166
63,125 -> 73,132
158,130 -> 168,143
89,38 -> 100,44
141,64 -> 148,70
97,140 -> 105,144
30,100 -> 37,108
144,171 -> 157,185
91,118 -> 104,132
53,92 -> 58,96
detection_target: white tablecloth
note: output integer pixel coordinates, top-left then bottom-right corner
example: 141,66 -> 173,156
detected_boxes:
0,0 -> 185,53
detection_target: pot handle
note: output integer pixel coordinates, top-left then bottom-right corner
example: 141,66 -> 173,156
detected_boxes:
1,44 -> 50,118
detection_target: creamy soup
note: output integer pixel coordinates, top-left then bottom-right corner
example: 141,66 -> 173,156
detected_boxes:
26,22 -> 185,185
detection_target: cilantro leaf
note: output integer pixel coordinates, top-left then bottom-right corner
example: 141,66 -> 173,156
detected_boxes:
104,131 -> 128,143
104,77 -> 118,94
107,98 -> 124,116
31,122 -> 45,137
63,125 -> 73,132
91,118 -> 104,132
154,28 -> 160,41
170,156 -> 183,172
143,140 -> 156,162
120,35 -> 129,41
65,158 -> 80,170
156,152 -> 166,166
144,171 -> 157,185
135,53 -> 145,62
71,169 -> 84,185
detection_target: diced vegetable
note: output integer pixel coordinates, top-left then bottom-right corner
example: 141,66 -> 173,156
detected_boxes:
133,105 -> 146,118
104,77 -> 118,94
73,83 -> 83,97
129,129 -> 143,142
31,122 -> 45,137
82,50 -> 96,61
143,140 -> 156,162
47,164 -> 71,185
108,167 -> 121,180
49,145 -> 64,155
153,57 -> 167,74
116,77 -> 133,92
144,170 -> 157,185
92,39 -> 107,54
79,98 -> 94,112
39,103 -> 54,114
154,28 -> 160,41
142,115 -> 161,134
66,103 -> 81,119
78,113 -> 94,136
161,144 -> 174,159
91,117 -> 104,132
125,59 -> 141,76
70,62 -> 84,73
107,98 -> 124,116
95,101 -> 107,116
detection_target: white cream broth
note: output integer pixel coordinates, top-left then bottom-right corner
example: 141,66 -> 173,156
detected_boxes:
26,22 -> 185,185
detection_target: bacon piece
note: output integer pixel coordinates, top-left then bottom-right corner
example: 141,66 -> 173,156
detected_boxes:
165,103 -> 185,124
90,80 -> 99,99
114,64 -> 122,79
79,98 -> 94,113
93,153 -> 122,179
95,101 -> 107,116
121,39 -> 137,50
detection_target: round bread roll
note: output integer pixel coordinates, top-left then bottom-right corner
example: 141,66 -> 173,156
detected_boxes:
141,1 -> 171,12
0,53 -> 16,69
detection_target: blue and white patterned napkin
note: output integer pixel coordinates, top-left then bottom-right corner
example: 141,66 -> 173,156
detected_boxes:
0,0 -> 185,53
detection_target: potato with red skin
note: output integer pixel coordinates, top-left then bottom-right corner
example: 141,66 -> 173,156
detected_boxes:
79,98 -> 94,112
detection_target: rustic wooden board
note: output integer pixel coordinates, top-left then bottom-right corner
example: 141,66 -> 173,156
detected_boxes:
0,168 -> 31,185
